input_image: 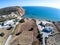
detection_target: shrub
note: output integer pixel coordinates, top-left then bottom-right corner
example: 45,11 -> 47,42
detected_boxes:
0,32 -> 5,37
19,19 -> 25,23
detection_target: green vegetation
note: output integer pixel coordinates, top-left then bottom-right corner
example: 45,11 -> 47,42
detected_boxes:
0,6 -> 20,15
15,24 -> 19,30
0,9 -> 13,15
0,19 -> 6,22
19,19 -> 25,23
0,32 -> 5,37
11,24 -> 19,35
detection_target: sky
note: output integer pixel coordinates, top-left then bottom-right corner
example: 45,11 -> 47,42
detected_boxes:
0,0 -> 60,9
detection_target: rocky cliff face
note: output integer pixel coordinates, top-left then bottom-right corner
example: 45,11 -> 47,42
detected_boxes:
0,6 -> 25,21
10,18 -> 41,45
0,6 -> 25,16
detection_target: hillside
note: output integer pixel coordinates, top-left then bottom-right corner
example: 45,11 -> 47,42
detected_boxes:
0,6 -> 25,22
0,6 -> 25,16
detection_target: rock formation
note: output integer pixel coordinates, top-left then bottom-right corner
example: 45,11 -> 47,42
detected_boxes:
10,18 -> 41,45
0,6 -> 25,16
0,6 -> 25,21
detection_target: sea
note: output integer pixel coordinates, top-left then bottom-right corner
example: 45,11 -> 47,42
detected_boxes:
22,6 -> 60,21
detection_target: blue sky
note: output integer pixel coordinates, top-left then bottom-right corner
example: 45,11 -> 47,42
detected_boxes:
0,0 -> 60,9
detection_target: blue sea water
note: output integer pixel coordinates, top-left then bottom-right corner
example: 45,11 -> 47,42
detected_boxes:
23,6 -> 60,21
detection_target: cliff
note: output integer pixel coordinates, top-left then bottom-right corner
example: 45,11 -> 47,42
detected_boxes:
0,6 -> 25,21
0,6 -> 25,16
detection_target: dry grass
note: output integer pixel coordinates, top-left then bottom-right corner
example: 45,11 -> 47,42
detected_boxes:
0,28 -> 12,45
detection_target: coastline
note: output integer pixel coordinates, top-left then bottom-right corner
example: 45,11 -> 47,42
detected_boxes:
0,6 -> 60,45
